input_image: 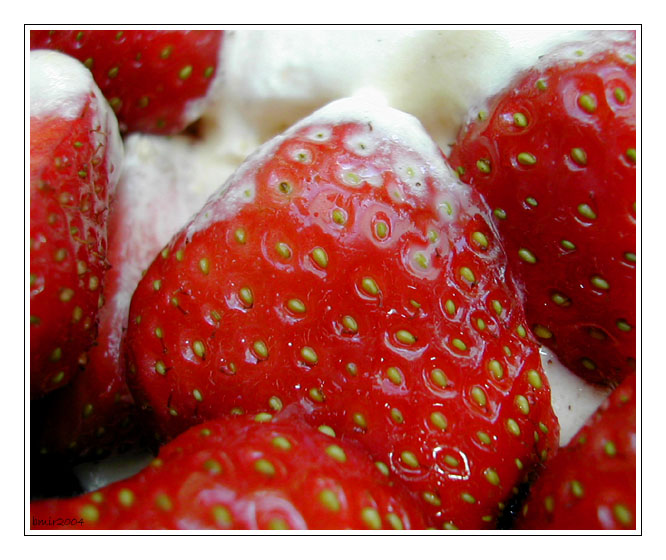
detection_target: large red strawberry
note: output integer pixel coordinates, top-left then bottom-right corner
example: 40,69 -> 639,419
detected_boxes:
31,413 -> 427,530
125,97 -> 559,529
36,135 -> 221,460
448,33 -> 636,387
515,372 -> 636,530
30,30 -> 224,135
30,50 -> 123,399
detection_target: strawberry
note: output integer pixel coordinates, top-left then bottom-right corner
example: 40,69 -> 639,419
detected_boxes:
30,50 -> 123,399
36,134 -> 221,460
30,30 -> 224,135
125,97 -> 559,529
448,33 -> 636,387
31,413 -> 428,530
515,372 -> 636,530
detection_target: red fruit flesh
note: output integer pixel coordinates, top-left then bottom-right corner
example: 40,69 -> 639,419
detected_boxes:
31,414 -> 428,530
448,36 -> 636,387
515,373 -> 636,530
125,99 -> 559,529
30,30 -> 224,135
30,56 -> 122,399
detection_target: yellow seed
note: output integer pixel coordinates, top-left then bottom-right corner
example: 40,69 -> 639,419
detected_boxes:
192,340 -> 206,358
517,152 -> 537,165
79,504 -> 99,523
342,315 -> 358,333
239,287 -> 254,307
254,412 -> 272,423
193,389 -> 203,402
311,247 -> 329,268
515,395 -> 530,414
345,362 -> 358,376
578,93 -> 597,113
318,425 -> 336,437
211,505 -> 233,527
484,468 -> 500,486
199,258 -> 210,275
570,480 -> 584,498
395,329 -> 416,345
451,338 -> 467,352
444,455 -> 459,468
461,493 -> 476,504
460,266 -> 476,284
431,368 -> 448,388
309,387 -> 324,402
413,252 -> 429,269
375,461 -> 389,476
361,508 -> 382,529
577,203 -> 597,220
471,386 -> 487,407
613,504 -> 633,526
332,208 -> 347,225
60,288 -> 75,302
234,228 -> 247,244
275,242 -> 292,259
253,340 -> 269,359
507,418 -> 521,436
360,277 -> 380,296
272,436 -> 291,450
591,275 -> 610,290
430,411 -> 448,430
527,369 -> 543,389
571,147 -> 588,165
118,488 -> 135,507
386,367 -> 403,385
326,445 -> 347,463
287,298 -> 306,314
203,459 -> 222,474
319,489 -> 340,512
401,451 -> 419,468
300,346 -> 318,365
472,231 -> 489,249
477,432 -> 492,445
269,396 -> 283,412
353,413 -> 367,429
488,360 -> 504,380
390,408 -> 404,424
422,492 -> 441,507
155,494 -> 173,511
386,513 -> 404,530
518,248 -> 537,264
254,459 -> 276,476
444,299 -> 456,316
533,325 -> 553,339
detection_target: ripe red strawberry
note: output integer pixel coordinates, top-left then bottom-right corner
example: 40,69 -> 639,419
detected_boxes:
125,98 -> 559,529
31,414 -> 428,530
448,33 -> 636,387
36,135 -> 220,459
30,50 -> 123,399
515,372 -> 636,530
30,30 -> 224,135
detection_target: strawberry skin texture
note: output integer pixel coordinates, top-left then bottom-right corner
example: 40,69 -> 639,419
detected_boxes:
448,36 -> 636,387
30,30 -> 224,135
125,99 -> 559,529
30,54 -> 123,399
515,373 -> 636,530
31,414 -> 427,530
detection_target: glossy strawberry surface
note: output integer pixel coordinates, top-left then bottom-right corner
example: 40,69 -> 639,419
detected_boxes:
31,414 -> 427,530
30,52 -> 122,399
515,373 -> 636,530
125,99 -> 559,528
30,30 -> 224,135
448,35 -> 636,387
